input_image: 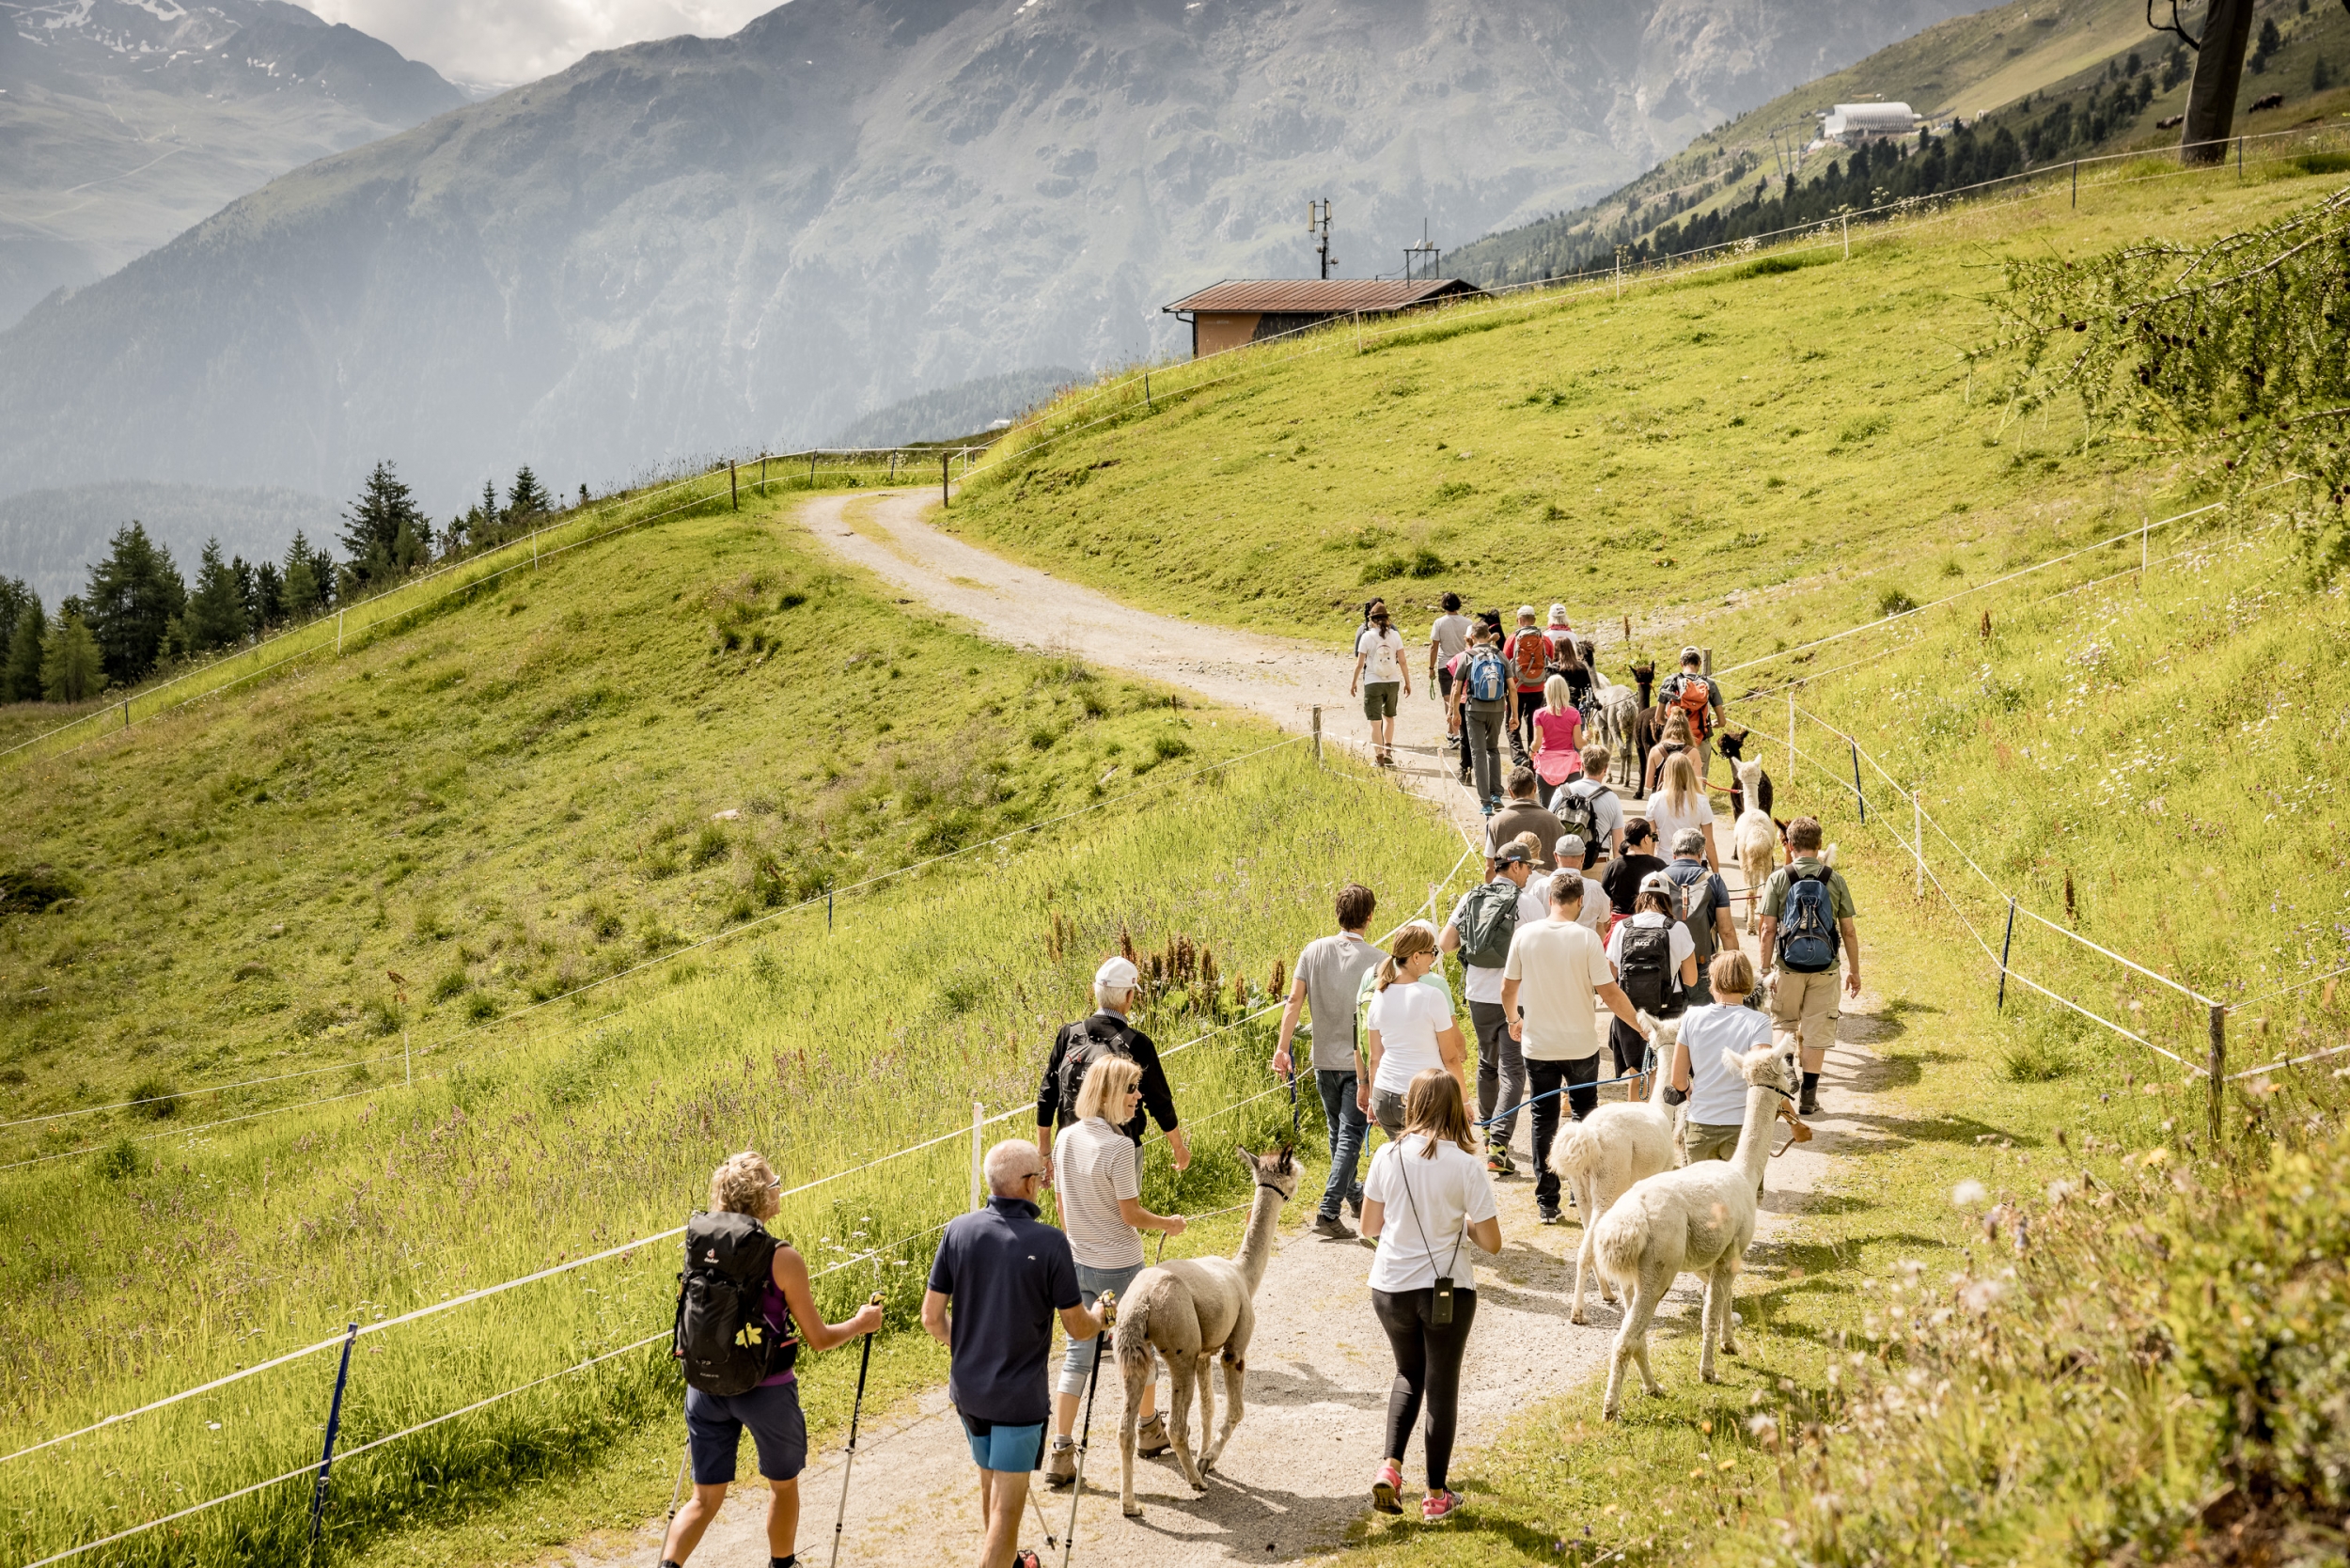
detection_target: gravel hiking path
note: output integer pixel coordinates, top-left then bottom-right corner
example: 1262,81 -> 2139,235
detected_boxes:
554,491 -> 1895,1568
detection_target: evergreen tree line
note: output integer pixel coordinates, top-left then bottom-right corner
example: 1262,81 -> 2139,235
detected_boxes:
0,460 -> 577,706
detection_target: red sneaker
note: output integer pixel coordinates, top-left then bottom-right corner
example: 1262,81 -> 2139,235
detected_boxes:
1371,1460 -> 1404,1514
1421,1488 -> 1464,1523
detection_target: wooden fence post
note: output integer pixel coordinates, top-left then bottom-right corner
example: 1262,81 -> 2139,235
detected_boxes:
941,453 -> 950,508
729,461 -> 738,511
2208,1004 -> 2226,1145
1311,706 -> 1322,766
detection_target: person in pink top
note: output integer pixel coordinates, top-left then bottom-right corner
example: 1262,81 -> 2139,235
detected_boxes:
1529,673 -> 1583,792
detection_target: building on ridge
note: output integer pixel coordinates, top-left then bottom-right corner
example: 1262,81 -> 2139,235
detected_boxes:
1161,278 -> 1484,359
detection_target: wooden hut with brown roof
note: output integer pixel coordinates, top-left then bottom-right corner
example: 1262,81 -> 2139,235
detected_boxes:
1161,277 -> 1484,358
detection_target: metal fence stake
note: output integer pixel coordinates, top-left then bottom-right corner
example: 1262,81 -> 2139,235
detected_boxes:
1850,740 -> 1865,823
307,1323 -> 360,1557
2208,1004 -> 2226,1144
826,884 -> 834,932
1996,898 -> 2016,1011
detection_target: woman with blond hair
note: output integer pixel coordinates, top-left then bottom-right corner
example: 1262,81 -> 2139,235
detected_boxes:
1357,923 -> 1468,1137
1360,1069 -> 1500,1525
1645,750 -> 1720,871
1529,673 -> 1584,794
1641,705 -> 1695,793
1041,1058 -> 1187,1486
662,1152 -> 884,1568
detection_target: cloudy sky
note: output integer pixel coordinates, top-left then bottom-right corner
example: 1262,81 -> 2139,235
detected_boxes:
305,0 -> 783,87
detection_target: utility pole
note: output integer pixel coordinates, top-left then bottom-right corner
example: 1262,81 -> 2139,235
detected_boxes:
1308,198 -> 1337,279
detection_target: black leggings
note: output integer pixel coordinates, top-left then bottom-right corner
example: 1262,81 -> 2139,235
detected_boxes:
1371,1286 -> 1478,1491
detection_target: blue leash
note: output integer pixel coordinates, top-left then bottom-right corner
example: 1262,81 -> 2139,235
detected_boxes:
1473,1042 -> 1659,1129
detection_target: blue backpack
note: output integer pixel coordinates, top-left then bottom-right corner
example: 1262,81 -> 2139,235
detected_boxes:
1778,870 -> 1840,974
1465,647 -> 1510,704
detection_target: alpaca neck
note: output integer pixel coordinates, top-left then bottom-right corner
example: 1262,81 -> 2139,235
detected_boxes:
1731,1084 -> 1784,1187
1645,1055 -> 1677,1109
1233,1184 -> 1284,1294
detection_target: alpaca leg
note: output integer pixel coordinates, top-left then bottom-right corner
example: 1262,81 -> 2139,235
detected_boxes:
1119,1355 -> 1146,1518
1698,1265 -> 1723,1385
1627,1266 -> 1669,1396
1164,1350 -> 1204,1489
1716,1261 -> 1740,1357
1591,1183 -> 1621,1306
1602,1273 -> 1666,1419
1203,1307 -> 1251,1473
1185,1356 -> 1216,1491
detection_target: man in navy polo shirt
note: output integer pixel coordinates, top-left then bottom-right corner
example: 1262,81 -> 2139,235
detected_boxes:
924,1138 -> 1109,1568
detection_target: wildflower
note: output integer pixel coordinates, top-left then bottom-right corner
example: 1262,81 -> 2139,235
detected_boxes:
1951,1178 -> 1988,1208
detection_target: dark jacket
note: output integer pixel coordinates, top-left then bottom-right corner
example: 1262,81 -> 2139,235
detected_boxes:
1034,1011 -> 1180,1143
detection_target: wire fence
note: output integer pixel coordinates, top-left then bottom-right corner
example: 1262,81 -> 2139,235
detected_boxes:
4,845 -> 1486,1567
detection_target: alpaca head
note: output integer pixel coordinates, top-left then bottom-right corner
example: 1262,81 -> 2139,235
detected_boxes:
1729,1041 -> 1801,1099
1821,843 -> 1839,867
1637,1010 -> 1683,1058
1238,1144 -> 1300,1200
1716,729 -> 1747,762
1735,758 -> 1764,797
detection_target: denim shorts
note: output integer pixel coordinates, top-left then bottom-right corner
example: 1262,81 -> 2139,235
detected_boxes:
1058,1259 -> 1144,1396
684,1378 -> 807,1484
961,1411 -> 1047,1473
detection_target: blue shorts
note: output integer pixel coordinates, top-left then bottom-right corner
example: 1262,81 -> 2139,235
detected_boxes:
685,1379 -> 807,1484
960,1411 -> 1046,1474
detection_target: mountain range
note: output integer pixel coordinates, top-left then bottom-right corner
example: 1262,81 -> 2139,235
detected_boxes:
0,0 -> 467,330
0,0 -> 1981,514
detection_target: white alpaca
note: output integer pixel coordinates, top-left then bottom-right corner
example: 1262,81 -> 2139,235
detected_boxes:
1111,1147 -> 1296,1518
1590,1038 -> 1800,1419
1731,760 -> 1778,933
1548,1012 -> 1684,1325
1592,675 -> 1642,787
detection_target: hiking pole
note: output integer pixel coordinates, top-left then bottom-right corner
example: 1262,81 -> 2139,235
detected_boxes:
1025,1487 -> 1060,1549
656,1443 -> 690,1566
827,1294 -> 885,1568
1060,1292 -> 1115,1568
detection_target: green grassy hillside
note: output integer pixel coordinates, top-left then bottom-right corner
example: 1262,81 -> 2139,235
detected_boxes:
948,157 -> 2344,656
0,478 -> 1471,1566
948,165 -> 2350,1566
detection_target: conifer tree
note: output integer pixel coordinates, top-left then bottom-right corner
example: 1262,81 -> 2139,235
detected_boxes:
254,560 -> 286,628
339,462 -> 429,593
506,465 -> 551,524
2,596 -> 45,703
184,539 -> 249,651
40,612 -> 102,702
82,522 -> 185,687
0,576 -> 31,660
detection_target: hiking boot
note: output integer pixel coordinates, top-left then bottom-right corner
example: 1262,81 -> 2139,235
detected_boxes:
1136,1413 -> 1171,1457
1484,1142 -> 1515,1175
1345,1189 -> 1363,1218
1421,1488 -> 1465,1523
1798,1085 -> 1820,1117
1538,1204 -> 1563,1226
1371,1460 -> 1405,1514
1311,1213 -> 1354,1239
1042,1435 -> 1076,1489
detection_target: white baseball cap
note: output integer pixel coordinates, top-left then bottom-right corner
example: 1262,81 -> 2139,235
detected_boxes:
1095,956 -> 1140,990
1517,604 -> 1537,619
1547,604 -> 1570,625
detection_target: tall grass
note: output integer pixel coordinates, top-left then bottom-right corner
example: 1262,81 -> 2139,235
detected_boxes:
0,746 -> 1461,1567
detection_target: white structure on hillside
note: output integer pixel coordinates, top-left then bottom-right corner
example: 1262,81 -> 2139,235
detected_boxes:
1821,102 -> 1919,143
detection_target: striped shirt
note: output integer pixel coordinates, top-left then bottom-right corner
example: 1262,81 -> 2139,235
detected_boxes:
1053,1117 -> 1144,1268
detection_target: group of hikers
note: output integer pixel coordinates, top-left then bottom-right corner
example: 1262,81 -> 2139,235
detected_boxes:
661,618 -> 1865,1567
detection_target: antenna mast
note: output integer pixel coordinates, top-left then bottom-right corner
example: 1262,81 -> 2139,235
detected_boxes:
1308,197 -> 1336,279
1402,218 -> 1440,282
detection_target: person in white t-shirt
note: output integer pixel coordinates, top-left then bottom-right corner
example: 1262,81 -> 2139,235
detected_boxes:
1501,874 -> 1643,1224
1359,925 -> 1467,1137
1645,751 -> 1720,871
1351,601 -> 1411,769
1427,591 -> 1472,754
1551,745 -> 1624,870
1360,1069 -> 1499,1527
1042,1058 -> 1185,1484
1438,842 -> 1545,1174
1671,950 -> 1797,1195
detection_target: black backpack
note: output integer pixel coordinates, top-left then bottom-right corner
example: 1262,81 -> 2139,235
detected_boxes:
1666,861 -> 1720,974
1616,920 -> 1683,1016
1553,785 -> 1602,852
673,1211 -> 794,1396
1055,1018 -> 1134,1125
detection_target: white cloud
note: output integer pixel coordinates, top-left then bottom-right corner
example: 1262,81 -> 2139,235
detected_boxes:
302,0 -> 786,90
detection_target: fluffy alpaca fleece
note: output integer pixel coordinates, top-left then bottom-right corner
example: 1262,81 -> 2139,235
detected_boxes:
1109,1147 -> 1296,1517
1590,1039 -> 1801,1419
1593,674 -> 1644,787
1547,1012 -> 1684,1325
1731,760 -> 1779,933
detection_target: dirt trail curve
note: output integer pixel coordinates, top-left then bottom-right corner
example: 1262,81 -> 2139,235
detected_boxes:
560,490 -> 1893,1568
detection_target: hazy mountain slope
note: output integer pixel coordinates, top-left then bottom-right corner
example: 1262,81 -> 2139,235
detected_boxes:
825,367 -> 1082,447
0,0 -> 1982,511
1446,0 -> 2184,287
0,480 -> 342,606
0,0 -> 467,328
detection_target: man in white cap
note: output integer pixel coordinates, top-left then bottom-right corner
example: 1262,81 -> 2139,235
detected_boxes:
1504,604 -> 1553,759
1037,956 -> 1190,1178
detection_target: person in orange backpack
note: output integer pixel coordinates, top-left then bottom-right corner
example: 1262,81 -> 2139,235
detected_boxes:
1655,647 -> 1726,789
1503,606 -> 1554,759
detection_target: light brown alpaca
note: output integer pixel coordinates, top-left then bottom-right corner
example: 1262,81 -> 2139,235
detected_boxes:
1110,1146 -> 1297,1518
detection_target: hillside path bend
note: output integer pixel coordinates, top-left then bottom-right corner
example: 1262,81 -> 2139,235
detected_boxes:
562,488 -> 1892,1568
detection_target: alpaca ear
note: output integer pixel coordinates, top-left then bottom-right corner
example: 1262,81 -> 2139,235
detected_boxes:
1234,1142 -> 1253,1169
